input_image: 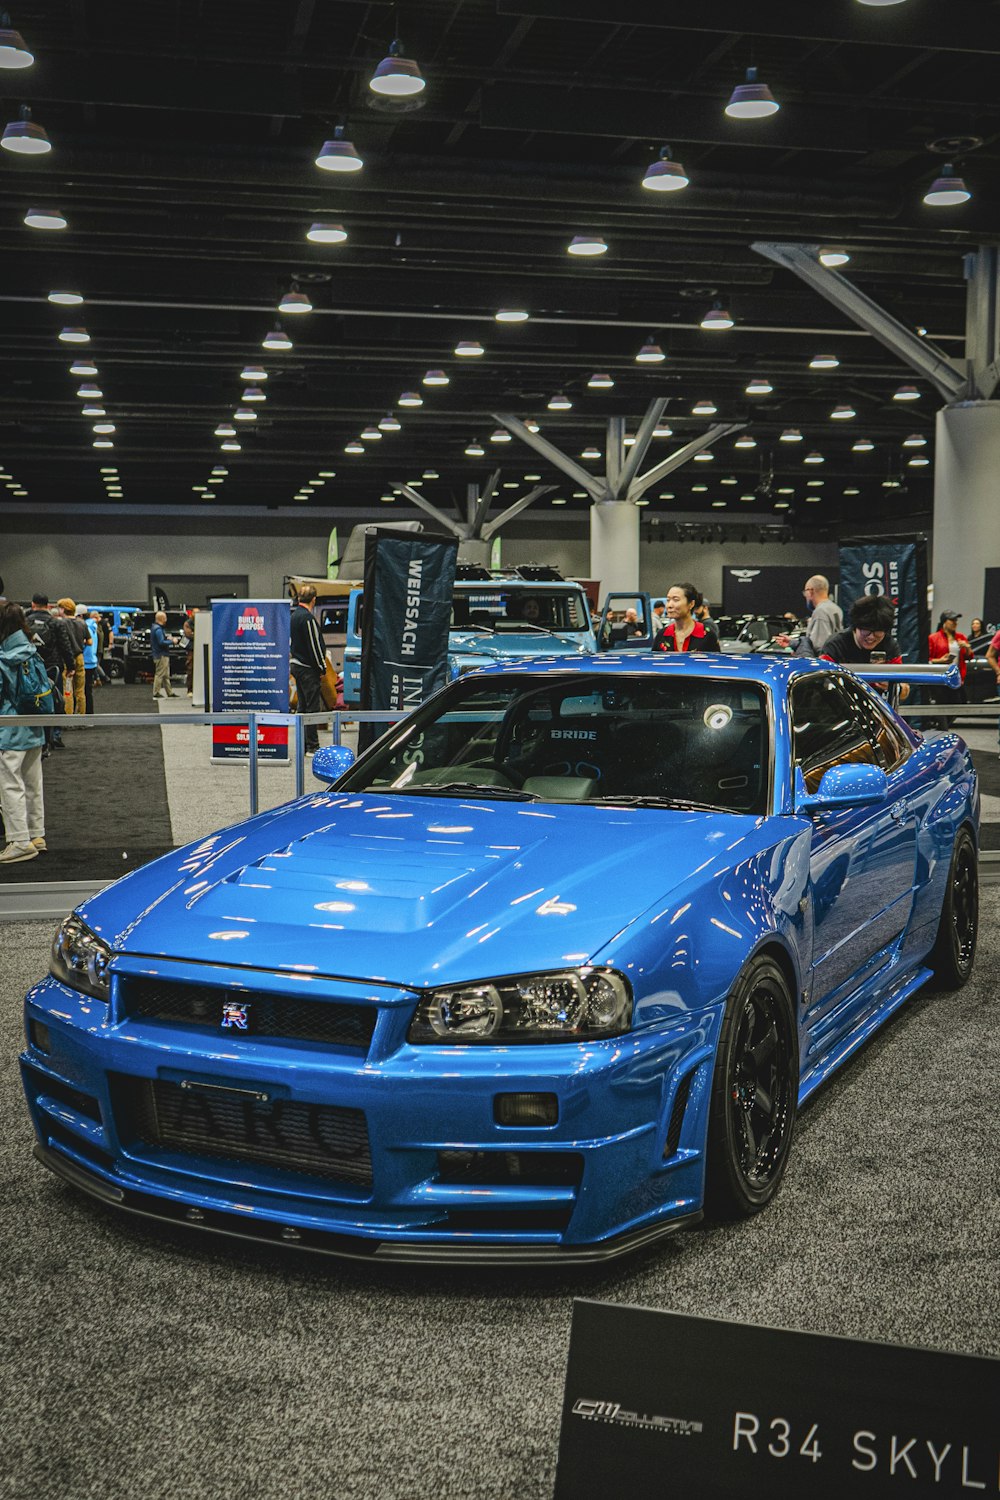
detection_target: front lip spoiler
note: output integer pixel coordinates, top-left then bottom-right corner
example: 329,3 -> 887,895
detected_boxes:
33,1142 -> 702,1266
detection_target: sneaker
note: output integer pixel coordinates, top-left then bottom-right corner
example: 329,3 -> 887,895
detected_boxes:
0,842 -> 38,864
31,836 -> 47,851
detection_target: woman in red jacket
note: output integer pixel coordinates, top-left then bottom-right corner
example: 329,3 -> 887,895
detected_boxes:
927,608 -> 972,723
652,583 -> 720,652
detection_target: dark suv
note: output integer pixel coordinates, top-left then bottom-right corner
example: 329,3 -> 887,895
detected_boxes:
123,610 -> 189,684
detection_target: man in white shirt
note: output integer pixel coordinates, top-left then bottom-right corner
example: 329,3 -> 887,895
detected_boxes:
777,575 -> 843,655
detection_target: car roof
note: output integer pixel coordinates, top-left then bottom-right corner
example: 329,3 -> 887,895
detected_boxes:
463,652 -> 815,686
454,579 -> 584,592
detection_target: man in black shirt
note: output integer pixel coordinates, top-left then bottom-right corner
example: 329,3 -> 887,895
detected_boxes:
820,594 -> 901,667
289,585 -> 326,754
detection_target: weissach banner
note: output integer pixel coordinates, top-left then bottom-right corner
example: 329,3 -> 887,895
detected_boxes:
210,598 -> 290,762
359,529 -> 458,742
838,536 -> 929,662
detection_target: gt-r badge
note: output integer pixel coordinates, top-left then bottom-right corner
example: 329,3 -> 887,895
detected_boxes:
220,1000 -> 250,1030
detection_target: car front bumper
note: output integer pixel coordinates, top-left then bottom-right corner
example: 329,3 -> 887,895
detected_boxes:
21,959 -> 719,1263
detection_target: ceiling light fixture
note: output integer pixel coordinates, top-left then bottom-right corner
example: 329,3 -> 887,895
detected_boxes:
567,233 -> 607,257
345,441 -> 365,454
725,66 -> 779,119
423,469 -> 439,479
636,337 -> 666,363
0,17 -> 33,68
24,206 -> 66,230
894,384 -> 921,401
2,102 -> 48,152
779,427 -> 803,442
746,377 -> 773,395
306,221 -> 348,244
92,439 -> 114,449
221,440 -> 242,452
653,421 -> 673,438
495,308 -> 529,323
552,497 -> 567,506
908,456 -> 930,467
422,368 -> 448,385
734,434 -> 757,449
454,339 -> 484,356
360,425 -> 382,441
69,360 -> 97,376
490,428 -> 511,443
262,325 -> 292,351
623,434 -> 636,447
809,353 -> 840,369
369,38 -> 426,97
58,327 -> 90,344
92,422 -> 115,434
241,365 -> 267,382
581,446 -> 602,460
81,405 -> 105,417
76,383 -> 102,398
318,471 -> 335,478
587,372 -> 614,389
378,413 -> 402,432
693,399 -> 718,415
694,451 -> 715,462
48,291 -> 82,305
830,404 -> 857,419
806,478 -> 825,487
923,162 -> 971,207
903,433 -> 927,448
804,451 -> 825,464
279,288 -> 312,315
818,247 -> 851,268
315,126 -> 363,172
547,393 -> 573,410
525,419 -> 541,433
398,391 -> 423,407
233,407 -> 256,422
215,423 -> 236,438
464,439 -> 485,456
852,437 -> 875,451
242,387 -> 266,403
641,144 -> 689,192
701,301 -> 734,330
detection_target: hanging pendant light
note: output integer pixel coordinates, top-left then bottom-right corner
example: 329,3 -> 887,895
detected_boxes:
923,162 -> 971,207
378,413 -> 402,432
495,308 -> 529,323
454,339 -> 484,357
587,372 -> 614,389
490,428 -> 512,443
397,391 -> 423,407
701,301 -> 734,330
81,405 -> 105,417
241,387 -> 266,403
0,20 -> 33,69
279,288 -> 312,315
852,437 -> 875,452
241,365 -> 268,382
221,439 -> 242,452
76,383 -> 102,399
818,247 -> 851,268
315,127 -> 364,172
902,434 -> 927,448
2,105 -> 49,152
642,145 -> 688,192
734,434 -> 757,450
422,369 -> 449,386
809,353 -> 839,369
830,404 -> 857,419
369,38 -> 426,96
306,222 -> 348,244
464,439 -> 485,456
24,206 -> 67,230
48,291 -> 83,305
635,337 -> 666,363
804,450 -> 825,464
725,66 -> 779,119
92,422 -> 116,434
780,428 -> 803,442
692,399 -> 718,415
69,360 -> 98,376
567,233 -> 607,257
262,325 -> 292,351
581,446 -> 602,460
215,423 -> 237,438
653,421 -> 673,438
233,408 -> 257,422
746,377 -> 773,395
525,419 -> 541,433
344,441 -> 365,454
547,393 -> 573,410
893,383 -> 921,401
58,327 -> 90,343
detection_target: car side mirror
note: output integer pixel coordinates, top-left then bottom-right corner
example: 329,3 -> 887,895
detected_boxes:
311,744 -> 355,785
795,762 -> 888,814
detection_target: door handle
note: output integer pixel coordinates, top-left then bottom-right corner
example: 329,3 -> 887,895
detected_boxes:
890,800 -> 910,823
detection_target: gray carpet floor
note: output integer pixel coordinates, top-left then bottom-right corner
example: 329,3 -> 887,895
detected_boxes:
2,919 -> 999,1500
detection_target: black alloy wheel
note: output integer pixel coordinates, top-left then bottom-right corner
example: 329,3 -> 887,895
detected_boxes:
705,955 -> 798,1218
929,826 -> 979,989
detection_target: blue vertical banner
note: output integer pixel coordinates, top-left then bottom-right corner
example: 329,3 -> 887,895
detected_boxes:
360,529 -> 458,708
838,536 -> 929,662
211,598 -> 290,761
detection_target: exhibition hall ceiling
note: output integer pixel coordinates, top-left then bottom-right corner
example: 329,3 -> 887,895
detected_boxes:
1,0 -> 997,530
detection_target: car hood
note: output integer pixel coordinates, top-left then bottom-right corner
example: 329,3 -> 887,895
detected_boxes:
83,793 -> 763,989
450,631 -> 593,662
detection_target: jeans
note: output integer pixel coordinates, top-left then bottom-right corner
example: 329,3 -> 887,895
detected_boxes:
0,746 -> 44,845
291,663 -> 322,751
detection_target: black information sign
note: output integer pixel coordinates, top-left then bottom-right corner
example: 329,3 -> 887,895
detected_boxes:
721,564 -> 840,618
839,534 -> 930,662
555,1301 -> 999,1500
359,528 -> 458,748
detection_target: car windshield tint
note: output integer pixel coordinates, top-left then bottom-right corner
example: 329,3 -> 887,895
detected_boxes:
339,673 -> 769,813
451,589 -> 589,632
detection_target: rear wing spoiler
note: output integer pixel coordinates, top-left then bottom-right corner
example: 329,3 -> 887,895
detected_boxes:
851,663 -> 961,689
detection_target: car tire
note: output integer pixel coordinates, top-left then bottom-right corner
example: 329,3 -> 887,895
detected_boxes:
705,955 -> 798,1219
928,825 -> 978,990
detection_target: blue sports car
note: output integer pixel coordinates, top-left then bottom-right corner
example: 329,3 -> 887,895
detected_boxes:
21,655 -> 979,1262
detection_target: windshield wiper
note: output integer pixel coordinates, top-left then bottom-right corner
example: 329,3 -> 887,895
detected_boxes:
386,781 -> 539,800
587,795 -> 727,813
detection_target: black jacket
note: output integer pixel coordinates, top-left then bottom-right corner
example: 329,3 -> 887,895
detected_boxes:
289,603 -> 326,671
27,609 -> 77,672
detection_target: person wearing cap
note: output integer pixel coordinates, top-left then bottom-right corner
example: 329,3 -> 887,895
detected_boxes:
57,597 -> 87,715
76,605 -> 99,715
927,610 -> 971,725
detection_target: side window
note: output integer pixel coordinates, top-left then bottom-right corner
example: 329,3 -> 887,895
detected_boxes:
838,675 -> 911,773
790,674 -> 879,794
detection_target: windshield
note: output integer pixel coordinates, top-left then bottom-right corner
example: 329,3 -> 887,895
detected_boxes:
339,672 -> 769,813
451,587 -> 589,633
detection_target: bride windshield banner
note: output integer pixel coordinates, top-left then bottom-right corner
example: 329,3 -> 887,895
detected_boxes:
359,529 -> 458,750
839,536 -> 929,662
210,597 -> 290,762
554,1301 -> 999,1500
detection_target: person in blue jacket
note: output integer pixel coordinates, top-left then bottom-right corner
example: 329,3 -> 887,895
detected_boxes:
77,605 -> 100,715
0,601 -> 47,863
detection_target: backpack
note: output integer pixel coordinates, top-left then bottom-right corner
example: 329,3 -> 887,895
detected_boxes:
8,652 -> 54,715
26,612 -> 56,667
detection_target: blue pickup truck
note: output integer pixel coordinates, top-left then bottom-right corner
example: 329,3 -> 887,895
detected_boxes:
342,571 -> 597,706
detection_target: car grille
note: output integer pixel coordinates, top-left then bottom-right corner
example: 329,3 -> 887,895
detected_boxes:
111,1075 -> 373,1185
119,976 -> 376,1051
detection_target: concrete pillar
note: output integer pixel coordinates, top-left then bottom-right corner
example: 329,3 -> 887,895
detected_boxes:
590,500 -> 639,591
932,402 -> 1000,619
457,538 -> 491,569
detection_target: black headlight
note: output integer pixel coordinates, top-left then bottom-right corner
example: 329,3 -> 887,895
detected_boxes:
50,914 -> 112,1002
408,967 -> 631,1044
